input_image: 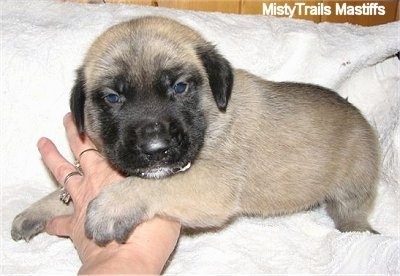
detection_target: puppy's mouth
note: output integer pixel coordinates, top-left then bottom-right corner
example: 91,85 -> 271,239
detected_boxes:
134,162 -> 191,179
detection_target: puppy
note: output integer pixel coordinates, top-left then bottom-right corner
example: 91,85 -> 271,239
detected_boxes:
12,16 -> 380,245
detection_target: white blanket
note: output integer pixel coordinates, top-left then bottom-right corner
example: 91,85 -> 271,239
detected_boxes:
1,0 -> 399,274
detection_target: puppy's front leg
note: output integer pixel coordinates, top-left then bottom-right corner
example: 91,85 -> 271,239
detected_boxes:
11,190 -> 74,241
85,171 -> 240,245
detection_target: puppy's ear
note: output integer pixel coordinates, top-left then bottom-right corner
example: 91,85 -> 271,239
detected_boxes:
70,68 -> 86,134
196,44 -> 233,112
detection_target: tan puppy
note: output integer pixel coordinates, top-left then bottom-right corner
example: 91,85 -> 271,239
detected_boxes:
12,16 -> 379,245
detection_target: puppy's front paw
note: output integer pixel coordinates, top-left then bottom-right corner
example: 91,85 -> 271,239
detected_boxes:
11,211 -> 48,242
85,186 -> 148,246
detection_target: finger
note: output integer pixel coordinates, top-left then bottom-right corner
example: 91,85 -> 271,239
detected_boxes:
37,137 -> 81,197
64,113 -> 95,155
63,113 -> 103,169
46,215 -> 73,237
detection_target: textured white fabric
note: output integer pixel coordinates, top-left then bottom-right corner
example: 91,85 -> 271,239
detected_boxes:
1,0 -> 399,274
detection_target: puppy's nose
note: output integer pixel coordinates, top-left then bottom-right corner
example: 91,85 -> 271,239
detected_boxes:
141,138 -> 169,155
140,122 -> 170,155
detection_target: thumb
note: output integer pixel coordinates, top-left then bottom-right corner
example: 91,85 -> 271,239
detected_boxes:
46,215 -> 73,237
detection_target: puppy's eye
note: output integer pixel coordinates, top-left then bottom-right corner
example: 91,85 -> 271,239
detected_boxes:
173,82 -> 189,94
103,92 -> 124,104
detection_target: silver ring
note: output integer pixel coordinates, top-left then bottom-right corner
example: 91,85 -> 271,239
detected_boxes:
59,171 -> 82,204
79,148 -> 99,159
74,161 -> 82,174
59,187 -> 71,204
63,171 -> 82,186
75,148 -> 99,173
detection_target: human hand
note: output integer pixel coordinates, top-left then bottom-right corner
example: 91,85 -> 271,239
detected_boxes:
41,113 -> 180,274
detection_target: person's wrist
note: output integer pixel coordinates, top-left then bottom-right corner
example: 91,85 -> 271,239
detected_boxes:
78,242 -> 131,274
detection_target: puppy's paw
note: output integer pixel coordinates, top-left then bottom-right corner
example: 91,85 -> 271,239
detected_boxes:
11,211 -> 48,242
85,185 -> 148,246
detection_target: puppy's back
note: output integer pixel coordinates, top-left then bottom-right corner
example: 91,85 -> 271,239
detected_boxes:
228,70 -> 379,233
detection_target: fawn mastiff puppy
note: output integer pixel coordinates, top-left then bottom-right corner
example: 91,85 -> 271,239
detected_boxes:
12,16 -> 380,245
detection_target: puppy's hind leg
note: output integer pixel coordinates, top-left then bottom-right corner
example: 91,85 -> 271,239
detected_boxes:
326,194 -> 378,234
325,129 -> 380,234
325,172 -> 379,234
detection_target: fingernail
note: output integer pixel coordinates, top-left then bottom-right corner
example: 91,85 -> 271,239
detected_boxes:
65,111 -> 72,119
37,137 -> 48,148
